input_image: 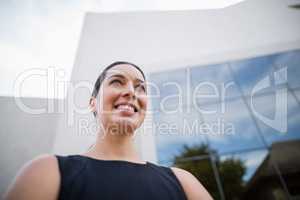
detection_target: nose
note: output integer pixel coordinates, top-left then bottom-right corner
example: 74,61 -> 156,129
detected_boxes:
121,82 -> 136,99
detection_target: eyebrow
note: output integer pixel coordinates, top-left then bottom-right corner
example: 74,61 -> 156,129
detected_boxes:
108,74 -> 145,83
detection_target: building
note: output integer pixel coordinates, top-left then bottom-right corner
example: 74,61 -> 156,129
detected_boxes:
1,0 -> 300,198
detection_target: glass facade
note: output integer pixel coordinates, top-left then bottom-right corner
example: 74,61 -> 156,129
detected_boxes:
149,49 -> 300,200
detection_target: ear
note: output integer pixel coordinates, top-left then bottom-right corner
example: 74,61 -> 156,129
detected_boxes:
89,97 -> 97,116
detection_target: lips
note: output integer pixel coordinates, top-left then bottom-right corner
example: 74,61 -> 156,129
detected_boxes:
114,102 -> 138,113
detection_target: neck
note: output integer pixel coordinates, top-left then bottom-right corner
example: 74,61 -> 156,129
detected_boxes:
85,129 -> 142,162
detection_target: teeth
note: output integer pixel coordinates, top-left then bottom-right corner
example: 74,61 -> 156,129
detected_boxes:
116,104 -> 134,112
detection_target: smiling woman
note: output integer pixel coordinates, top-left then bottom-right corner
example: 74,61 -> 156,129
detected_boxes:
89,61 -> 148,137
3,61 -> 213,200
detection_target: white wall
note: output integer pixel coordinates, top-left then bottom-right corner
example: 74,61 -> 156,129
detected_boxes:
53,0 -> 300,162
0,97 -> 61,196
73,0 -> 300,76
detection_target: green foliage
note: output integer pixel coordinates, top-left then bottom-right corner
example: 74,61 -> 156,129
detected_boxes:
173,143 -> 246,200
218,158 -> 246,199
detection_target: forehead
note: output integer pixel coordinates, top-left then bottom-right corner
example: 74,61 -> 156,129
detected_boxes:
106,64 -> 145,81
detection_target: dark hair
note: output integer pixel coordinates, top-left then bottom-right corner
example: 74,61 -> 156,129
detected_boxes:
90,61 -> 146,117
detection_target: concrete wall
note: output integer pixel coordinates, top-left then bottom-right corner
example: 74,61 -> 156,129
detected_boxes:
0,97 -> 61,196
73,0 -> 300,75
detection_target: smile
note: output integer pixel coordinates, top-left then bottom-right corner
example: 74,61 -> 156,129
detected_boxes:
114,103 -> 138,113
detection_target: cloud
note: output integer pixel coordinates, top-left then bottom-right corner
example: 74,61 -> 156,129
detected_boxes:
0,0 -> 247,98
0,0 -> 97,98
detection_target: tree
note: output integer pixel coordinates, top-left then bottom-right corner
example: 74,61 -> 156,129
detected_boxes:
218,158 -> 246,200
173,143 -> 246,200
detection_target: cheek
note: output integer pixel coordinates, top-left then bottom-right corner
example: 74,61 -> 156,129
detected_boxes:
98,90 -> 118,125
139,95 -> 148,112
97,92 -> 118,127
100,89 -> 119,111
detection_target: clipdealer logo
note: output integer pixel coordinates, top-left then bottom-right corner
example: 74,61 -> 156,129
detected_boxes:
250,67 -> 287,133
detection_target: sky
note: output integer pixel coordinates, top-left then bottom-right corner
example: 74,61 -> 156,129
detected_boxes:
0,0 -> 245,99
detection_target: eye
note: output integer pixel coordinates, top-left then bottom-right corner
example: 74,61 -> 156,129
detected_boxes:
136,84 -> 146,93
110,79 -> 123,85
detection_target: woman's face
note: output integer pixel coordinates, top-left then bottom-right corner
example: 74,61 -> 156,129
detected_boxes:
96,64 -> 147,135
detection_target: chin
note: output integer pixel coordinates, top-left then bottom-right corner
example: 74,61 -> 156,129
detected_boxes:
110,118 -> 139,135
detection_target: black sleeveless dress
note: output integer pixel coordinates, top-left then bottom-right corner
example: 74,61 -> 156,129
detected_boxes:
55,155 -> 187,200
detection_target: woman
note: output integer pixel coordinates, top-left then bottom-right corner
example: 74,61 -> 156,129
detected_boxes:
4,62 -> 213,200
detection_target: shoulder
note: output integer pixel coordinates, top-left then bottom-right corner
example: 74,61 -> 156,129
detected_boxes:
3,154 -> 60,200
171,167 -> 213,200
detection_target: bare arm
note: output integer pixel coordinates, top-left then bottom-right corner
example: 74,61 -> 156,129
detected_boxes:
3,154 -> 60,200
171,167 -> 213,200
